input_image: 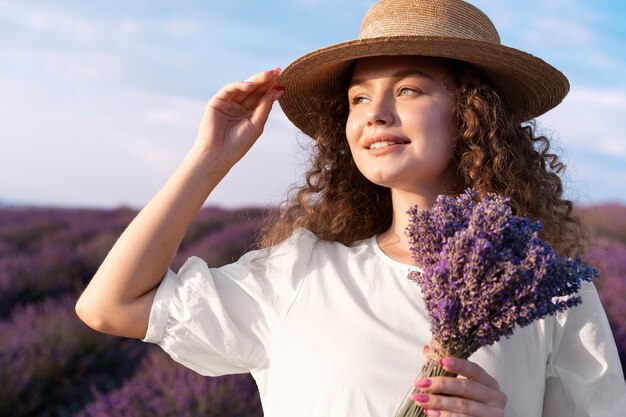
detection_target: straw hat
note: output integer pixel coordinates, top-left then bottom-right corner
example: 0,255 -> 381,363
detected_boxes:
278,0 -> 569,138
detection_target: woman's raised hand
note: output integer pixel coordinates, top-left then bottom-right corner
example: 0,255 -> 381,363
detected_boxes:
193,68 -> 284,170
75,68 -> 285,339
412,346 -> 507,417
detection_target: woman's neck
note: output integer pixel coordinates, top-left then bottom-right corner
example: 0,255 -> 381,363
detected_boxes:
376,189 -> 440,265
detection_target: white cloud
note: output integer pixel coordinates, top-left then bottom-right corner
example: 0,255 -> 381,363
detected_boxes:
118,136 -> 183,174
538,86 -> 626,203
598,140 -> 626,158
40,51 -> 126,81
539,87 -> 626,158
119,17 -> 143,35
23,9 -> 96,42
115,16 -> 205,39
525,17 -> 594,45
163,18 -> 203,37
143,96 -> 206,128
569,88 -> 626,109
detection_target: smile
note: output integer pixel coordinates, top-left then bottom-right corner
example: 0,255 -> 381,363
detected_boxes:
369,141 -> 398,150
365,135 -> 410,150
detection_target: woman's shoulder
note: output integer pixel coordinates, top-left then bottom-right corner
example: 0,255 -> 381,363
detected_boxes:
244,228 -> 376,266
263,227 -> 374,251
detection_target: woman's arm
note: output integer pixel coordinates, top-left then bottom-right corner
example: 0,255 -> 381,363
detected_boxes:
75,68 -> 284,339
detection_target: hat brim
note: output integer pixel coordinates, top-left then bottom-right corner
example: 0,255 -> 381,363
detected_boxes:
278,36 -> 569,138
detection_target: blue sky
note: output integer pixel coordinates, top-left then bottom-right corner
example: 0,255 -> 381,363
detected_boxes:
1,0 -> 625,208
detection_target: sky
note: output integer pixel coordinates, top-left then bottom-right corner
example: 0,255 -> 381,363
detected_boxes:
1,0 -> 625,209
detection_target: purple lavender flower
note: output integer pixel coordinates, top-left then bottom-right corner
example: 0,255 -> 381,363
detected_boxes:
76,347 -> 262,417
395,190 -> 598,417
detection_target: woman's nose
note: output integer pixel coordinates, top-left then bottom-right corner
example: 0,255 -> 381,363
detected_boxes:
366,99 -> 394,127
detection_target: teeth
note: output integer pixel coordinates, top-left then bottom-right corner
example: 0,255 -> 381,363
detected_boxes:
369,141 -> 395,149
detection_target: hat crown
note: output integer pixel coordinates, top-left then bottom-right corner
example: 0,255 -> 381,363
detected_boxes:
360,0 -> 500,44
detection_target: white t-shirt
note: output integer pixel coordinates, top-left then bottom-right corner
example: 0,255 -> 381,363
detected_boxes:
143,228 -> 626,416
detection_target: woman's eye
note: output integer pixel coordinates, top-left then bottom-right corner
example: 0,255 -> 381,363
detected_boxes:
399,87 -> 419,96
350,96 -> 368,105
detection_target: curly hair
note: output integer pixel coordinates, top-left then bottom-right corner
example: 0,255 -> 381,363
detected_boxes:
258,60 -> 584,257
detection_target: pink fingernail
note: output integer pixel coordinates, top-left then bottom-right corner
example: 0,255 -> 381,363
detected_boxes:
439,357 -> 455,367
414,378 -> 432,388
411,393 -> 429,403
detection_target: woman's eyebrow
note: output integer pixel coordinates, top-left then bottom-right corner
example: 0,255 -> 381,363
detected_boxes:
349,69 -> 436,88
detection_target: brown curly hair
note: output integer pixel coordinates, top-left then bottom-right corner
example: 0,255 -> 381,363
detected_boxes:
258,60 -> 584,257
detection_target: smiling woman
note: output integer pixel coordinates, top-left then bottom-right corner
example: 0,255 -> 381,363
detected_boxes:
75,1 -> 626,416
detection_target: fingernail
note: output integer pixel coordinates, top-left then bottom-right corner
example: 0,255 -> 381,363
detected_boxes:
439,357 -> 455,367
425,409 -> 441,416
414,378 -> 432,389
411,393 -> 430,403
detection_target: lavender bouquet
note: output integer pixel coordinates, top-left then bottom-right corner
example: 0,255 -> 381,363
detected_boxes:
394,189 -> 598,417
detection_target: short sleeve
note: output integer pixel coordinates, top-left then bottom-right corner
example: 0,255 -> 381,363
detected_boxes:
142,228 -> 317,376
543,281 -> 626,416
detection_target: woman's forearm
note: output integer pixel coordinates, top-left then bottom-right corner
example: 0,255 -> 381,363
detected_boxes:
76,67 -> 284,339
76,148 -> 229,338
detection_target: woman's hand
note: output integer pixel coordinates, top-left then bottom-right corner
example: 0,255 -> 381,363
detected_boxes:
192,67 -> 284,171
76,68 -> 284,339
412,347 -> 507,417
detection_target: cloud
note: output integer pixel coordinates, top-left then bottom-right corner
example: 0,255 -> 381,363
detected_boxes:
114,16 -> 204,39
523,17 -> 594,45
539,87 -> 626,159
41,51 -> 126,82
162,18 -> 203,37
537,86 -> 626,203
1,2 -> 206,50
598,141 -> 626,158
21,8 -> 96,42
143,96 -> 206,128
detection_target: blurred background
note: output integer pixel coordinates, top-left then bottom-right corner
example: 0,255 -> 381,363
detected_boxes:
1,1 -> 625,416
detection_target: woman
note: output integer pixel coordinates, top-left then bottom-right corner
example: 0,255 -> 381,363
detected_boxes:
76,0 -> 626,416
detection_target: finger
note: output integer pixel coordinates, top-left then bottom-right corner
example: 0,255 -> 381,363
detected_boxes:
414,376 -> 494,405
213,80 -> 257,103
248,87 -> 283,131
438,357 -> 500,390
411,392 -> 500,417
244,67 -> 281,84
240,68 -> 281,110
423,344 -> 430,361
212,68 -> 280,106
227,81 -> 260,105
223,69 -> 281,114
423,409 -> 472,417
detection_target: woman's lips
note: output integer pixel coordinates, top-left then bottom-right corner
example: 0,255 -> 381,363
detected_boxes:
364,134 -> 410,155
364,134 -> 410,149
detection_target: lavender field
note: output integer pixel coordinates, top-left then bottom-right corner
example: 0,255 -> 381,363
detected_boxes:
0,204 -> 624,416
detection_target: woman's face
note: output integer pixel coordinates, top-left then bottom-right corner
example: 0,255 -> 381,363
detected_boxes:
345,55 -> 456,198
